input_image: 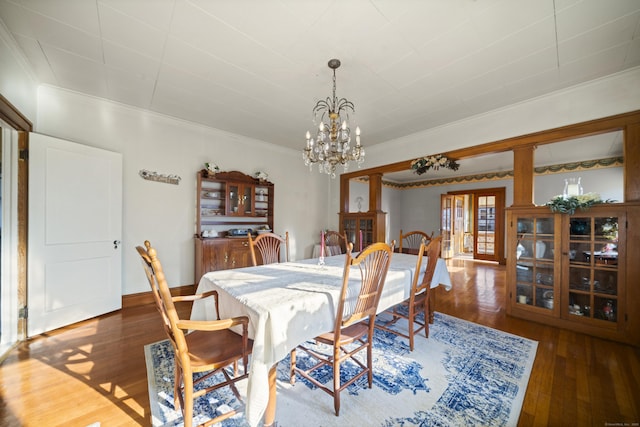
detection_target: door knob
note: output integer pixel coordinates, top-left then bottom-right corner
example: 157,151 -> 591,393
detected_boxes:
113,240 -> 121,249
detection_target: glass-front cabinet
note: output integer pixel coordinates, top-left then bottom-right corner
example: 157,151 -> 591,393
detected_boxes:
227,182 -> 254,216
565,213 -> 622,324
513,213 -> 558,312
507,205 -> 632,344
339,211 -> 386,251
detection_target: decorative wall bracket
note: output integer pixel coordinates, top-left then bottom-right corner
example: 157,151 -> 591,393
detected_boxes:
139,169 -> 181,185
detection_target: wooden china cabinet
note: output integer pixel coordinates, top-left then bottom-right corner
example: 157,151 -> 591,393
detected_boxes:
340,211 -> 386,250
194,170 -> 274,282
506,204 -> 638,345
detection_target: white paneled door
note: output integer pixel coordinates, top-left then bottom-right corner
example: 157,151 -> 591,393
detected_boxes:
28,133 -> 122,336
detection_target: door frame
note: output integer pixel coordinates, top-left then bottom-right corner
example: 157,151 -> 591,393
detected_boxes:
447,187 -> 506,264
0,93 -> 31,352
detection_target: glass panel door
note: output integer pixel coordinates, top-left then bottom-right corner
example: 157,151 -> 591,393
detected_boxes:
440,194 -> 453,258
515,215 -> 555,310
476,195 -> 496,257
567,214 -> 620,323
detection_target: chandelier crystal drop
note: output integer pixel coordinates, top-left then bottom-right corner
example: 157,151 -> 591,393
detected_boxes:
302,59 -> 364,178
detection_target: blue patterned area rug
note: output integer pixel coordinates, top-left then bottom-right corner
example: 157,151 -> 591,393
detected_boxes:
144,312 -> 537,427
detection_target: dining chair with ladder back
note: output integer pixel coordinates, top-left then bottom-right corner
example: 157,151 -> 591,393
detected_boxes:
289,240 -> 394,416
375,236 -> 443,351
398,229 -> 433,253
136,240 -> 253,427
248,231 -> 290,266
324,230 -> 348,255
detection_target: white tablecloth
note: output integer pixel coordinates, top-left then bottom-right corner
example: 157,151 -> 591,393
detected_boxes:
191,253 -> 451,426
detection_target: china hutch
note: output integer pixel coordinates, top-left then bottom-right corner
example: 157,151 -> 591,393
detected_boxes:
339,211 -> 386,251
506,204 -> 638,344
194,170 -> 274,281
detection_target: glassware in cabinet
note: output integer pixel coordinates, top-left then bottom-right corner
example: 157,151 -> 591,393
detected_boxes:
566,214 -> 619,323
514,215 -> 556,309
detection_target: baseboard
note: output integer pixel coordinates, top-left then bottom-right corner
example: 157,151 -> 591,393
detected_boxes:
122,284 -> 197,308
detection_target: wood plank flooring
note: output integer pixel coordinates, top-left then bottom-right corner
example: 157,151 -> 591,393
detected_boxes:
1,259 -> 638,426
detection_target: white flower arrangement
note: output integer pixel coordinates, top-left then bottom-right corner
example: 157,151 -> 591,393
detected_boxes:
411,154 -> 460,175
205,162 -> 220,175
255,171 -> 269,181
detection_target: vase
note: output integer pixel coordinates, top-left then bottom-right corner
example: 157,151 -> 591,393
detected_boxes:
563,177 -> 583,197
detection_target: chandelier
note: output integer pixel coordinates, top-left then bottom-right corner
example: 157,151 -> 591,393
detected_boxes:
303,59 -> 364,178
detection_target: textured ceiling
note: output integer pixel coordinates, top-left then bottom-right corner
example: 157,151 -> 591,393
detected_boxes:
1,0 -> 639,156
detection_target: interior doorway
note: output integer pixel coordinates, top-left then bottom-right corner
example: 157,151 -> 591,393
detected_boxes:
441,187 -> 505,263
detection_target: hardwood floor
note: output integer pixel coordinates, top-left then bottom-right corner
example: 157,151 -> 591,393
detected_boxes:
1,259 -> 638,426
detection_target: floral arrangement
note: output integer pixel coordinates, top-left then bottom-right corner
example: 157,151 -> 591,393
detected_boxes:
204,162 -> 219,175
255,171 -> 269,181
411,154 -> 460,175
546,192 -> 613,215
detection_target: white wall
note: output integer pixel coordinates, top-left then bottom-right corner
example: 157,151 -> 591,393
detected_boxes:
391,178 -> 514,240
34,86 -> 330,294
534,168 -> 623,205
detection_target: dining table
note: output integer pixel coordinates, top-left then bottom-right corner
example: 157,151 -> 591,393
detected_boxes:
190,252 -> 452,427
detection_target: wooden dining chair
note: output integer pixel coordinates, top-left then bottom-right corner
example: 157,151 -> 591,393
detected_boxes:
290,240 -> 394,416
248,231 -> 289,266
376,236 -> 443,351
398,229 -> 433,253
324,230 -> 348,255
136,240 -> 253,427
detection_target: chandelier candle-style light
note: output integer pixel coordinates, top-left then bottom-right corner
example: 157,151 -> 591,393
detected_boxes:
303,59 -> 364,178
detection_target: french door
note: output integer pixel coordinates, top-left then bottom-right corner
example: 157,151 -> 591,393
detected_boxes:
441,188 -> 505,263
440,194 -> 465,259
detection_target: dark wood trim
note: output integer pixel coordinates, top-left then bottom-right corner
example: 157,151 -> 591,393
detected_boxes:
17,131 -> 28,339
625,122 -> 640,202
447,110 -> 640,159
0,92 -> 31,341
447,187 -> 506,264
0,93 -> 33,132
339,110 -> 640,243
512,146 -> 535,207
122,283 -> 197,308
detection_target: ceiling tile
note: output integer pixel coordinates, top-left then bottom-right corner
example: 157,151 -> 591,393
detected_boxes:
556,0 -> 640,41
558,11 -> 640,64
98,0 -> 175,31
102,40 -> 161,82
41,45 -> 108,97
105,66 -> 156,108
4,0 -> 99,35
98,3 -> 167,60
11,33 -> 57,83
0,0 -> 102,61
